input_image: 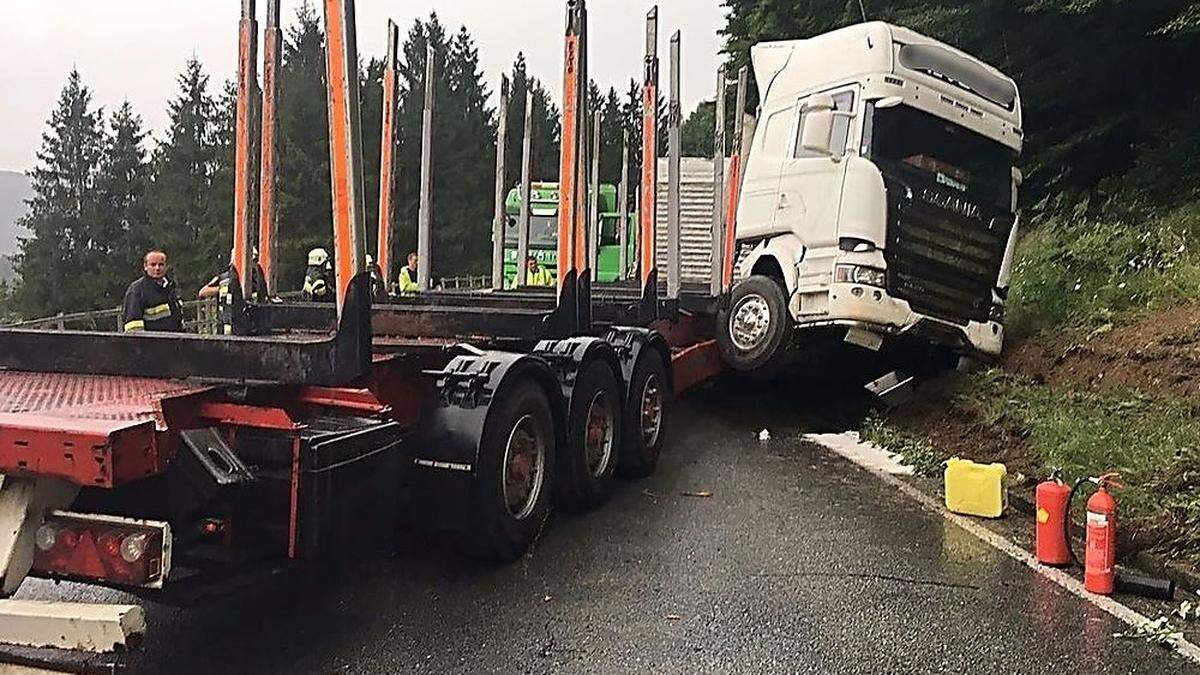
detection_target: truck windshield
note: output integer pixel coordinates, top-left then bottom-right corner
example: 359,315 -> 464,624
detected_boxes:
870,104 -> 1014,208
504,215 -> 559,247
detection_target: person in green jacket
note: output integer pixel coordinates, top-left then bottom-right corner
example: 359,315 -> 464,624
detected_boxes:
396,252 -> 420,295
525,256 -> 555,287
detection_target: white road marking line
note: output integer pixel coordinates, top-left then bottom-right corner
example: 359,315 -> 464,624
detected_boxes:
805,432 -> 914,476
804,431 -> 1200,666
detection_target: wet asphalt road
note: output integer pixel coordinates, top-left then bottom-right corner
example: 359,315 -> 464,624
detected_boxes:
14,378 -> 1200,674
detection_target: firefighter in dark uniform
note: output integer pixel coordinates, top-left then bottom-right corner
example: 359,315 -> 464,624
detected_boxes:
367,254 -> 388,302
122,250 -> 184,333
199,248 -> 268,334
302,248 -> 334,302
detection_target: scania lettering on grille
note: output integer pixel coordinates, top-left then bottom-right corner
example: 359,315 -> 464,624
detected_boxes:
920,188 -> 982,221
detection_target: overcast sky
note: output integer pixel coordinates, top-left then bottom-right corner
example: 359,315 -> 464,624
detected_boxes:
0,1 -> 728,172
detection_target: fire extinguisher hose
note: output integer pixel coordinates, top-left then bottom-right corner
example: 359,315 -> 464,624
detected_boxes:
1063,476 -> 1090,568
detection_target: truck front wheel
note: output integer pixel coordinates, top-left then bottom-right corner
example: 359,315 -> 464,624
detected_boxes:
467,380 -> 556,563
717,275 -> 793,372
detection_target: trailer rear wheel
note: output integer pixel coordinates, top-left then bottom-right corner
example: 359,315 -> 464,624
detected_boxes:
556,361 -> 622,511
617,351 -> 670,479
468,380 -> 556,563
717,275 -> 792,372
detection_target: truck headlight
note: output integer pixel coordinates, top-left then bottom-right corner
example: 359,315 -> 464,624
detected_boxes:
835,264 -> 887,288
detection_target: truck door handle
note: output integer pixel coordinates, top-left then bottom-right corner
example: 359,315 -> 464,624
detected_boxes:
777,193 -> 789,209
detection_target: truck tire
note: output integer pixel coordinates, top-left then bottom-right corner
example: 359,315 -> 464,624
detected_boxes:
617,351 -> 671,479
716,275 -> 792,372
556,361 -> 622,511
467,380 -> 556,563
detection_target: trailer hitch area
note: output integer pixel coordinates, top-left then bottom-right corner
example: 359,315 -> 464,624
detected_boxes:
424,358 -> 500,409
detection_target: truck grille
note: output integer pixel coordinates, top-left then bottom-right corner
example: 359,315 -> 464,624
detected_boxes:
885,188 -> 1011,325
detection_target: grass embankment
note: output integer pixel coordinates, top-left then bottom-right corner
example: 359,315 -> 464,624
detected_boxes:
863,203 -> 1200,563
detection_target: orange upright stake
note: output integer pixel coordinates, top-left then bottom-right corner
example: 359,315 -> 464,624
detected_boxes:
639,6 -> 659,293
322,0 -> 368,316
377,20 -> 400,285
233,0 -> 259,297
557,1 -> 583,290
258,0 -> 281,295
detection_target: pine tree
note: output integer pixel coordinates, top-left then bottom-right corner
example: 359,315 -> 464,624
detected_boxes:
277,1 -> 332,291
147,57 -> 222,294
95,101 -> 152,303
681,100 -> 716,158
502,53 -> 560,191
440,25 -> 496,275
12,69 -> 107,316
394,14 -> 497,277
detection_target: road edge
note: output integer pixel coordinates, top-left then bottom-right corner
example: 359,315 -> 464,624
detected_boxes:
804,431 -> 1200,666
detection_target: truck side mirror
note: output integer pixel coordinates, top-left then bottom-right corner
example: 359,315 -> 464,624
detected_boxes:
799,94 -> 836,157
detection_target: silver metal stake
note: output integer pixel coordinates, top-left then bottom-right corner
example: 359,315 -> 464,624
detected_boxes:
618,130 -> 630,280
491,76 -> 510,290
588,110 -> 601,281
517,88 -> 534,288
666,30 -> 682,300
710,64 -> 727,297
417,43 -> 436,291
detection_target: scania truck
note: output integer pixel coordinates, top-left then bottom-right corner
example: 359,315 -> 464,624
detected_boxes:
717,22 -> 1023,371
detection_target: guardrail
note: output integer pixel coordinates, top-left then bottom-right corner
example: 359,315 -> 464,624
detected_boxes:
2,278 -> 491,334
2,299 -> 224,334
2,292 -> 308,335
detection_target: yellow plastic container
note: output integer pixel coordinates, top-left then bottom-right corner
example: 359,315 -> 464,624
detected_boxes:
944,457 -> 1008,518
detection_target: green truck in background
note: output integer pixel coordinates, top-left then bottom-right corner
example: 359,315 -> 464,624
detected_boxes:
503,182 -> 637,287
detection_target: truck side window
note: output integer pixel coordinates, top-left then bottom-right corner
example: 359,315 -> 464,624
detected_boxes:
795,90 -> 856,159
760,109 -> 792,159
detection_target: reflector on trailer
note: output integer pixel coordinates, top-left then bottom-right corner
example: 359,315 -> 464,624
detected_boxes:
32,512 -> 172,589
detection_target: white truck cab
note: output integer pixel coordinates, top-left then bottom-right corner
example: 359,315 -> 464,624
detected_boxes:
719,22 -> 1023,371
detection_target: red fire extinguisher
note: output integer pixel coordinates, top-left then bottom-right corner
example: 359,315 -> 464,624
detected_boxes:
1035,470 -> 1072,566
1084,474 -> 1120,595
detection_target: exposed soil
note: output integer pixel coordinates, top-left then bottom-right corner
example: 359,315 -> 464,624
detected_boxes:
882,304 -> 1200,567
1003,303 -> 1200,402
888,375 -> 1040,483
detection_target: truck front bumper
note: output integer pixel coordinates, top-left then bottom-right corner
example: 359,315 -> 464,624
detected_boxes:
797,283 -> 1004,357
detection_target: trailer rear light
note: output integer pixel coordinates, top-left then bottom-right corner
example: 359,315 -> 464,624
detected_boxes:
32,512 -> 172,589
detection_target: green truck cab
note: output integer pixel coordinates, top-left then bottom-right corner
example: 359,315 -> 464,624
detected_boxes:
503,182 -> 636,287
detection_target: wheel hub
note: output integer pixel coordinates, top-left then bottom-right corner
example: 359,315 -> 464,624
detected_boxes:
730,294 -> 772,351
584,392 -> 615,479
502,414 -> 545,520
639,374 -> 663,448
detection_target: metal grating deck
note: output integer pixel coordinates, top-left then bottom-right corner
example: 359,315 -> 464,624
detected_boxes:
0,371 -> 210,431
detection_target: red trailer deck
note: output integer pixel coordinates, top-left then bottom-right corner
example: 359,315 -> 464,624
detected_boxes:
0,372 -> 212,488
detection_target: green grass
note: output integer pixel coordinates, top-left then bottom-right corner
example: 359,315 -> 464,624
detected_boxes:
1007,203 -> 1200,337
954,370 -> 1200,524
865,369 -> 1200,559
860,414 -> 944,478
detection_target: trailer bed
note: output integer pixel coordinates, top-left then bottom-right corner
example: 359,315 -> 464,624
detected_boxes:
0,371 -> 213,488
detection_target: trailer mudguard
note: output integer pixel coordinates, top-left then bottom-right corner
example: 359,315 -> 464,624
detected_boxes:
532,336 -> 626,405
601,327 -> 672,393
411,350 -> 565,474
